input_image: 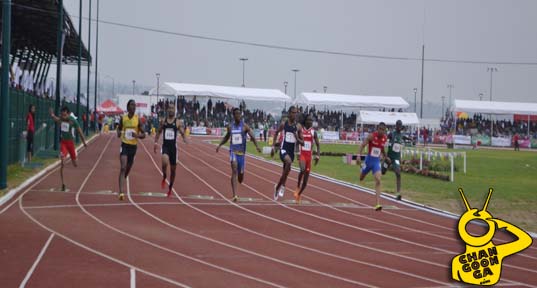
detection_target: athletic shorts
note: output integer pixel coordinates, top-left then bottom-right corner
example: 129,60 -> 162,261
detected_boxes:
26,131 -> 34,153
279,148 -> 295,162
361,155 -> 381,175
299,154 -> 312,172
162,144 -> 178,165
120,142 -> 137,166
230,151 -> 245,174
389,156 -> 401,170
60,140 -> 77,160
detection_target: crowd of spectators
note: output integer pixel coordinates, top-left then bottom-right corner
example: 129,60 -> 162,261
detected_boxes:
439,112 -> 537,138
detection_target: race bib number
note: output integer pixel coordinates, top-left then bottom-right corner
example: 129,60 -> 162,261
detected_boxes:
303,141 -> 312,151
125,129 -> 135,140
371,147 -> 381,157
285,132 -> 296,143
232,133 -> 243,144
164,128 -> 175,140
392,143 -> 401,153
61,122 -> 70,132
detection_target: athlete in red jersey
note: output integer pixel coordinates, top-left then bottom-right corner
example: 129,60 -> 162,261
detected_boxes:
294,114 -> 320,204
357,122 -> 389,211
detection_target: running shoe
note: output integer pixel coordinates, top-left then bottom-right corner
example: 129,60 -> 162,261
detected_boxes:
161,178 -> 166,189
396,194 -> 402,201
278,186 -> 285,197
293,189 -> 301,204
374,204 -> 383,211
61,184 -> 66,192
273,184 -> 279,201
167,189 -> 172,198
232,195 -> 239,202
118,192 -> 125,201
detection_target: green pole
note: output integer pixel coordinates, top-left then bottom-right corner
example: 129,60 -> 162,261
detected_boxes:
76,0 -> 82,143
0,0 -> 12,189
54,0 -> 64,151
93,0 -> 99,132
86,0 -> 91,136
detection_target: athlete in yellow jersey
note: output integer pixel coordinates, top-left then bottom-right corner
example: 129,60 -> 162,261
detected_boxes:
116,99 -> 145,200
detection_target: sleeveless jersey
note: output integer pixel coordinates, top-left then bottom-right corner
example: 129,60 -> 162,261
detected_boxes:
388,131 -> 403,159
161,118 -> 178,147
280,121 -> 297,154
367,131 -> 387,158
230,121 -> 247,154
121,114 -> 139,145
300,127 -> 314,159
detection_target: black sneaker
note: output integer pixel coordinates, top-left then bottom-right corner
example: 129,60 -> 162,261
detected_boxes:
396,194 -> 402,201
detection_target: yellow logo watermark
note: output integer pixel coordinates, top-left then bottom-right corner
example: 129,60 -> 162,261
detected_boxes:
452,188 -> 533,286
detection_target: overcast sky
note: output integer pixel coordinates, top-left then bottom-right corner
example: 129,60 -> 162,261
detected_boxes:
61,0 -> 537,117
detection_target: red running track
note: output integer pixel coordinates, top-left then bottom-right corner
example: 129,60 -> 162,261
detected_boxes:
1,134 -> 536,287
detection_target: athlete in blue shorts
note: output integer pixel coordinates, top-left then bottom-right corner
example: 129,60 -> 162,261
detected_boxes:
217,108 -> 261,202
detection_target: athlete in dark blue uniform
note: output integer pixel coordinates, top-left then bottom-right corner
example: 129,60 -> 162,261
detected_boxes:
154,103 -> 187,197
217,108 -> 261,202
271,106 -> 303,200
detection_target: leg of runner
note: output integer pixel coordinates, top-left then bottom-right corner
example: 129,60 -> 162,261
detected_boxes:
230,160 -> 239,202
118,155 -> 128,200
373,171 -> 382,211
161,154 -> 169,190
60,157 -> 65,191
394,165 -> 402,200
168,164 -> 176,197
294,160 -> 306,204
277,155 -> 293,198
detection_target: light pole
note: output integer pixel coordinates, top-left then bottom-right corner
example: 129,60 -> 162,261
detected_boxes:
447,84 -> 454,109
155,73 -> 160,114
283,81 -> 288,110
132,80 -> 136,96
487,67 -> 498,101
479,93 -> 483,101
239,57 -> 248,87
441,96 -> 446,117
292,69 -> 299,99
413,88 -> 417,113
323,86 -> 327,93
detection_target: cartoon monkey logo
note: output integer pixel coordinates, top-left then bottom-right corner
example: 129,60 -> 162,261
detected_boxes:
452,188 -> 533,286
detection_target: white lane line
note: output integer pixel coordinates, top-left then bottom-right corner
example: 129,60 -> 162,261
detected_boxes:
0,133 -> 101,215
133,143 -> 377,287
19,233 -> 55,288
193,142 -> 537,265
180,144 -> 532,286
140,142 -> 451,286
20,136 -> 191,288
130,268 -> 136,288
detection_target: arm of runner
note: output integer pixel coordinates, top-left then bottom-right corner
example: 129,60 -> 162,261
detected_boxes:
357,134 -> 372,164
49,108 -> 60,123
295,123 -> 304,145
154,120 -> 164,153
116,117 -> 123,138
314,130 -> 320,165
245,124 -> 261,153
134,121 -> 146,139
216,126 -> 231,153
177,119 -> 188,144
271,122 -> 284,157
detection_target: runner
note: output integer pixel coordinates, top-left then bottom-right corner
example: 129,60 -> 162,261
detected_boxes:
216,108 -> 261,202
357,122 -> 389,211
154,103 -> 188,197
49,106 -> 87,191
385,120 -> 408,200
271,106 -> 303,200
26,104 -> 36,164
117,99 -> 145,201
293,114 -> 320,204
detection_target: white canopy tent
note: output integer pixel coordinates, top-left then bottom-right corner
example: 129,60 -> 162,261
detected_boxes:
295,92 -> 410,109
358,111 -> 420,125
453,99 -> 537,137
149,82 -> 291,102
